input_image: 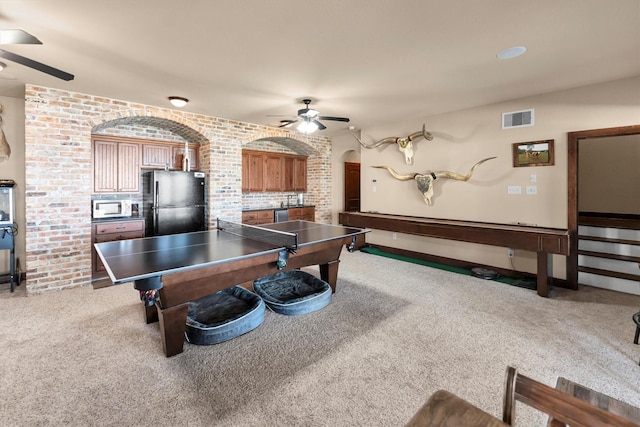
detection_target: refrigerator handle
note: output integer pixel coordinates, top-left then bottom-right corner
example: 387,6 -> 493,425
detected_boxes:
154,181 -> 159,235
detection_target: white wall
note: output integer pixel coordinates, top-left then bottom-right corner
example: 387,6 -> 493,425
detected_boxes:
0,96 -> 25,277
579,134 -> 640,214
332,76 -> 640,279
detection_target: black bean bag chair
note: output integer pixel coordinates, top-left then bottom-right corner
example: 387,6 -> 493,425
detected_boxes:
253,270 -> 331,316
185,286 -> 265,345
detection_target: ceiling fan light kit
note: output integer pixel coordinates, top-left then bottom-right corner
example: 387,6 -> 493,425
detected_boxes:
168,96 -> 189,108
297,119 -> 319,134
275,98 -> 350,134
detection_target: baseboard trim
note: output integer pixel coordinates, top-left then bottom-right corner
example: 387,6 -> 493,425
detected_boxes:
366,244 -> 571,290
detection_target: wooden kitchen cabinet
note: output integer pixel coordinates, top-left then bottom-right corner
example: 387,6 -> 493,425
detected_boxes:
94,136 -> 201,194
292,157 -> 307,191
288,207 -> 315,222
172,145 -> 199,170
117,143 -> 140,192
242,150 -> 307,193
264,154 -> 283,191
92,138 -> 140,193
282,156 -> 295,191
242,207 -> 313,225
281,155 -> 307,191
141,143 -> 172,168
92,219 -> 145,277
141,142 -> 199,170
241,210 -> 274,225
242,151 -> 264,192
281,154 -> 307,191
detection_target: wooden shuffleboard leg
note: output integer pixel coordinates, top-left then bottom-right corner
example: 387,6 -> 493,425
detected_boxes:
537,251 -> 551,297
156,303 -> 189,357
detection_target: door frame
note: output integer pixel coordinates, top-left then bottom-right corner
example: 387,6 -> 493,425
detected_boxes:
344,161 -> 361,212
566,124 -> 640,289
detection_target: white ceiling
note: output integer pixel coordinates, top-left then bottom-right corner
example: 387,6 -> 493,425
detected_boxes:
0,0 -> 639,136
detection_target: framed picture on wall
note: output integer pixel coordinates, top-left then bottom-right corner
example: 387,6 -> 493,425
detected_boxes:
512,139 -> 554,167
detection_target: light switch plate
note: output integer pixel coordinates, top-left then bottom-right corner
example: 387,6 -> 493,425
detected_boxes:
508,185 -> 522,195
526,185 -> 537,195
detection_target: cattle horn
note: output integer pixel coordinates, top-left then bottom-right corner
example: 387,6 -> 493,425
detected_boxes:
432,157 -> 497,181
407,123 -> 433,142
372,166 -> 418,181
354,134 -> 398,149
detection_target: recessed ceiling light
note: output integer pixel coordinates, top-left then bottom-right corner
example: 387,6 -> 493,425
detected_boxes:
168,96 -> 189,108
497,46 -> 527,60
0,62 -> 6,71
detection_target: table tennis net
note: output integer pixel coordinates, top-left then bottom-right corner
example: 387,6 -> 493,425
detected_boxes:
217,219 -> 298,249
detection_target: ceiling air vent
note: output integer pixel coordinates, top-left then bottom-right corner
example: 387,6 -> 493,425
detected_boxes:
502,108 -> 534,129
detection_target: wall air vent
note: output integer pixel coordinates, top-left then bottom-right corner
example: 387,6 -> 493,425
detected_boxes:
502,108 -> 534,129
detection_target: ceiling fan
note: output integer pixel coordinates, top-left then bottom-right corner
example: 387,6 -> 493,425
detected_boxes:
275,99 -> 350,133
0,29 -> 74,81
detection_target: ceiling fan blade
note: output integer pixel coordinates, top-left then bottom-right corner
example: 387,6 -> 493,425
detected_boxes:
0,49 -> 74,81
313,120 -> 326,130
278,119 -> 297,128
0,29 -> 42,45
318,115 -> 350,123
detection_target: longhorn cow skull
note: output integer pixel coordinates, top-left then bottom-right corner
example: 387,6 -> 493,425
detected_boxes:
374,157 -> 497,205
354,123 -> 433,165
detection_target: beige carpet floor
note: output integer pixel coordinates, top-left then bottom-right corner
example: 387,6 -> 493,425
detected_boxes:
1,249 -> 639,426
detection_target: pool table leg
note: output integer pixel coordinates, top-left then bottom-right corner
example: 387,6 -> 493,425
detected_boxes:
144,304 -> 158,324
156,303 -> 189,357
320,259 -> 340,293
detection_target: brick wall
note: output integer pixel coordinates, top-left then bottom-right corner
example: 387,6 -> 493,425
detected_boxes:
24,85 -> 331,294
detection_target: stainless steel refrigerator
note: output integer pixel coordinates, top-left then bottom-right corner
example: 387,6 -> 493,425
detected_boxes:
143,170 -> 206,236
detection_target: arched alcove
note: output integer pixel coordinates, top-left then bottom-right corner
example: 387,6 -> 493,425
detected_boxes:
341,149 -> 361,163
91,116 -> 209,145
247,136 -> 320,156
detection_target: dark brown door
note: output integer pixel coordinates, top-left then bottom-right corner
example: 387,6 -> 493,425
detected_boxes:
344,162 -> 361,212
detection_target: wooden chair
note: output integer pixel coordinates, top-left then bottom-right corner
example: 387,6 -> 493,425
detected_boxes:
406,389 -> 508,426
502,366 -> 640,427
634,311 -> 640,365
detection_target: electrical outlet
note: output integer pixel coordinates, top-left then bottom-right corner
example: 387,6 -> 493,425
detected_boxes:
392,232 -> 397,240
507,248 -> 514,258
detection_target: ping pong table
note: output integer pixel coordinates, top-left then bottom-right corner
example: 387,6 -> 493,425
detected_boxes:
94,219 -> 368,357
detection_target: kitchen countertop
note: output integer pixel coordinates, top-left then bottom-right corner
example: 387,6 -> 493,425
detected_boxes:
242,205 -> 315,212
91,216 -> 144,224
